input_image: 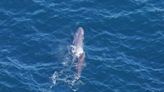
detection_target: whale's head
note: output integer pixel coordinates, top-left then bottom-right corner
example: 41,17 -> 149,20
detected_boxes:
77,27 -> 84,36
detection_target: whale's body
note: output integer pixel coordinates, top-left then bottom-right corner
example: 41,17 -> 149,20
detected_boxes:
71,27 -> 85,79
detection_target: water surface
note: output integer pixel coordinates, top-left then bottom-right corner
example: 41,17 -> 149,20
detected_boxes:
0,0 -> 164,92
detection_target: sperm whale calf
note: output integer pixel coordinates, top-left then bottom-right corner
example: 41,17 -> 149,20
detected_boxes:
71,27 -> 85,80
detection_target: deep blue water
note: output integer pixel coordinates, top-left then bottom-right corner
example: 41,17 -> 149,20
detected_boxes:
0,0 -> 164,92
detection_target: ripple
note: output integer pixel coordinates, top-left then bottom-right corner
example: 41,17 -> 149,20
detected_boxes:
1,0 -> 164,92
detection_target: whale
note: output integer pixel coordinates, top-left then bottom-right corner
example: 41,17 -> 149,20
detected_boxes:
71,27 -> 85,80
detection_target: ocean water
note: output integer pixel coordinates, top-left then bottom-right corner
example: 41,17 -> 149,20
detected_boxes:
0,0 -> 164,92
